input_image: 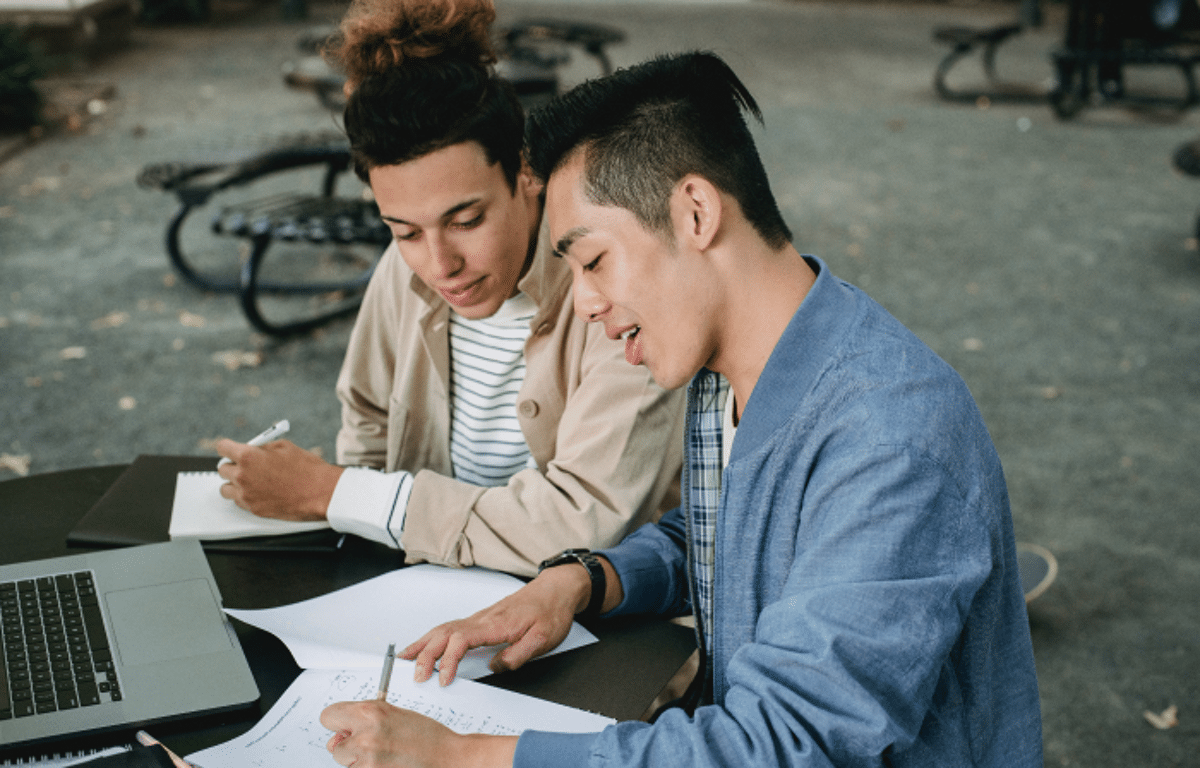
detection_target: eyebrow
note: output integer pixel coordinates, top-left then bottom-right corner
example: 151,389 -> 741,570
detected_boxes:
379,198 -> 482,228
553,226 -> 590,258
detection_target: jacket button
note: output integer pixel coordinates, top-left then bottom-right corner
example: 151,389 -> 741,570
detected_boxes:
518,400 -> 539,418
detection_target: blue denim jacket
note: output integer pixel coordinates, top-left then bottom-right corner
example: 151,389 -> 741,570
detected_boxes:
516,257 -> 1042,767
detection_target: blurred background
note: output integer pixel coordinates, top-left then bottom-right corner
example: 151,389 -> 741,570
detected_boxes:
1,0 -> 1198,765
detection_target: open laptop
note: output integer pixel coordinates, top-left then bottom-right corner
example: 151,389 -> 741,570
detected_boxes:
0,539 -> 259,751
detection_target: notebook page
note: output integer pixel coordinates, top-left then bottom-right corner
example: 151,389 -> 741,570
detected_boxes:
185,667 -> 612,768
169,471 -> 330,541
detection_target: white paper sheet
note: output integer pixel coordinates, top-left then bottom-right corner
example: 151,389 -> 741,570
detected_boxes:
170,471 -> 331,540
225,564 -> 597,680
185,666 -> 613,768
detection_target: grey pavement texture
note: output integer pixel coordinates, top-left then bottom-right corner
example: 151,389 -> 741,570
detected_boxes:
2,1 -> 1199,765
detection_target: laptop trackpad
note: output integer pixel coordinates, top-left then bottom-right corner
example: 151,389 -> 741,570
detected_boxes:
106,579 -> 233,666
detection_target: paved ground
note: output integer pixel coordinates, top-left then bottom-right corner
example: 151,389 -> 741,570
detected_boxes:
2,1 -> 1199,764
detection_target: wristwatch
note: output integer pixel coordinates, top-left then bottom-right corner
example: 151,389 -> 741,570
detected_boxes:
538,548 -> 606,619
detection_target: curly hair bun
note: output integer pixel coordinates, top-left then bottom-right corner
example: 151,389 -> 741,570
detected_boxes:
327,0 -> 497,88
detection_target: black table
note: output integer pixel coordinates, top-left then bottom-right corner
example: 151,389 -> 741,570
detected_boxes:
0,464 -> 696,759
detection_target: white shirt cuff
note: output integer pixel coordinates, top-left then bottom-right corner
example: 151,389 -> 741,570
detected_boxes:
326,467 -> 413,549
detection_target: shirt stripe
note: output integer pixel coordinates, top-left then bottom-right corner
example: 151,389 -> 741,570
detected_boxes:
448,293 -> 537,488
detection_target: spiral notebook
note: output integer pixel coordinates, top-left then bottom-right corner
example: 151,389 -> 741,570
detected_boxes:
169,471 -> 331,541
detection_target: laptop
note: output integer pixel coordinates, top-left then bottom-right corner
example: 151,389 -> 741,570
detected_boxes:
0,539 -> 259,750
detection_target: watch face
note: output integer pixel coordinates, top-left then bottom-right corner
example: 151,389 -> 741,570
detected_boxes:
539,549 -> 589,571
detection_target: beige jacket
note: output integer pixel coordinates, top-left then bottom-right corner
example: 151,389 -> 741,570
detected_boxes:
334,232 -> 685,576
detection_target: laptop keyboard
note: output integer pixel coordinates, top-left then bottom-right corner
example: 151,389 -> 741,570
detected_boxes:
0,571 -> 122,720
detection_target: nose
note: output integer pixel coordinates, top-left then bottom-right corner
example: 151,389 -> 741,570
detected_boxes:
572,274 -> 610,323
425,232 -> 464,280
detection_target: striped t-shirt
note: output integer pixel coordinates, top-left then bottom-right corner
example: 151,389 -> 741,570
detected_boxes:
447,292 -> 538,486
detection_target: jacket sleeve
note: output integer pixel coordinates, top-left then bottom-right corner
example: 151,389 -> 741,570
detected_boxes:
334,244 -> 401,470
400,318 -> 686,577
596,504 -> 690,618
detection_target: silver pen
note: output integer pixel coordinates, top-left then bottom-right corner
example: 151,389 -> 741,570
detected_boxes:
376,643 -> 397,701
216,419 -> 290,467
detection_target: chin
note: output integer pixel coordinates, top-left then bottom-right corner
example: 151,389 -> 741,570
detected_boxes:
452,298 -> 503,320
646,362 -> 692,392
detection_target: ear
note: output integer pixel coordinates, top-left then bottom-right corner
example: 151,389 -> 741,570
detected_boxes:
517,156 -> 545,197
671,175 -> 723,252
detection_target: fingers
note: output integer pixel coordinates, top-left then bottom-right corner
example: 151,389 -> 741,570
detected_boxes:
134,731 -> 195,768
407,631 -> 450,684
437,632 -> 474,687
406,622 -> 492,686
214,438 -> 249,466
326,731 -> 348,751
490,625 -> 552,673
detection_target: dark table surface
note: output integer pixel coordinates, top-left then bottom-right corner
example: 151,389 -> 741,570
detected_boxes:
0,462 -> 696,758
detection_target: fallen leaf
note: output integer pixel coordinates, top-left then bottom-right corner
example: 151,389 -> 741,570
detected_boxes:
963,338 -> 984,352
179,310 -> 206,328
1041,386 -> 1062,400
118,396 -> 137,411
60,346 -> 87,360
197,438 -> 220,451
212,350 -> 263,371
0,454 -> 32,476
1143,705 -> 1178,730
91,311 -> 130,330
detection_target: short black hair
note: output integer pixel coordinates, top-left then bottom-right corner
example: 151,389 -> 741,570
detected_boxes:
526,51 -> 792,249
343,57 -> 525,188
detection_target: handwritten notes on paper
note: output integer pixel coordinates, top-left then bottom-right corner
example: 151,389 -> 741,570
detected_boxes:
185,666 -> 613,768
224,565 -> 597,679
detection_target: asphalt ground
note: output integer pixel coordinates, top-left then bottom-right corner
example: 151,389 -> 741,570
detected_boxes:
1,1 -> 1198,765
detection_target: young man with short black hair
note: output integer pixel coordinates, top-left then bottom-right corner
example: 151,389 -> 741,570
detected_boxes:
321,51 -> 1043,768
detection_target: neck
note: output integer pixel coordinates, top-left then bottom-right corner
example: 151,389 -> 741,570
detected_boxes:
709,239 -> 815,416
514,188 -> 546,293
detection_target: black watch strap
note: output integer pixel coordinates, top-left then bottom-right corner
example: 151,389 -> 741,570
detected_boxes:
538,548 -> 606,619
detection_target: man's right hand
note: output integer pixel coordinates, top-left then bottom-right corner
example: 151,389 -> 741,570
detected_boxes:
215,438 -> 344,522
400,563 -> 599,687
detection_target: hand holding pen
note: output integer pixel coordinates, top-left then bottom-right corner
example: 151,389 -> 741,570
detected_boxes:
326,644 -> 397,753
216,419 -> 290,468
214,420 -> 344,522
